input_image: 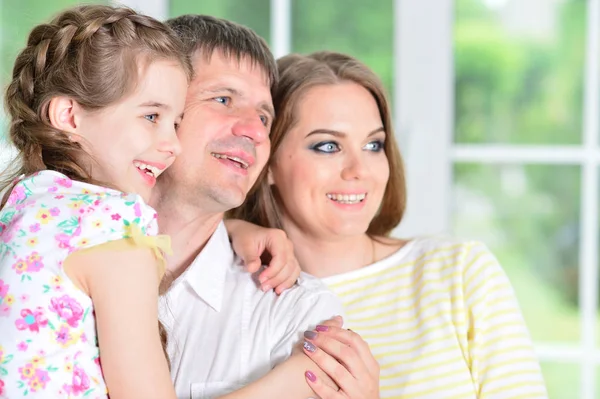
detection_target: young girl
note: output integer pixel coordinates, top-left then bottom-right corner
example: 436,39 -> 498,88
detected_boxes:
0,5 -> 191,398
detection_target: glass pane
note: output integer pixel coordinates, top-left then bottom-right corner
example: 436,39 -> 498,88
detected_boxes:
291,0 -> 394,98
453,164 -> 581,342
169,0 -> 270,45
454,0 -> 586,144
540,363 -> 580,399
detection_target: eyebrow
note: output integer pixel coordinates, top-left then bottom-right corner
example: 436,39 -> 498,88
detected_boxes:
306,127 -> 385,138
201,86 -> 275,121
139,101 -> 184,120
139,101 -> 172,110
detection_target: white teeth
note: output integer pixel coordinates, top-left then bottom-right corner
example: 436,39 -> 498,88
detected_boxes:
133,161 -> 162,178
326,193 -> 366,204
211,153 -> 249,169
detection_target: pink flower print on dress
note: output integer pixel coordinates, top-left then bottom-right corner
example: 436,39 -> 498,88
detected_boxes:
49,207 -> 60,216
0,304 -> 10,317
29,223 -> 41,233
28,368 -> 51,392
6,185 -> 26,206
54,176 -> 72,188
0,279 -> 8,299
111,213 -> 121,221
19,363 -> 35,380
134,202 -> 142,217
17,341 -> 28,351
0,378 -> 4,396
15,307 -> 48,332
49,295 -> 83,327
71,364 -> 90,396
0,280 -> 12,317
55,233 -> 73,251
12,259 -> 27,275
0,222 -> 18,243
54,325 -> 78,348
25,252 -> 44,272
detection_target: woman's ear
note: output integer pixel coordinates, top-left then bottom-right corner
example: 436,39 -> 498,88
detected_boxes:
48,96 -> 81,142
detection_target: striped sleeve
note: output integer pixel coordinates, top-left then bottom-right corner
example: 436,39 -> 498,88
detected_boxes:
462,243 -> 548,398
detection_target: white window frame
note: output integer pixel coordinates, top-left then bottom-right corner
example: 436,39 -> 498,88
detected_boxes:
395,0 -> 600,397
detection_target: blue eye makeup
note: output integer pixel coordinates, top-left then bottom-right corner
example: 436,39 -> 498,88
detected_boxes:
310,141 -> 340,153
364,140 -> 385,152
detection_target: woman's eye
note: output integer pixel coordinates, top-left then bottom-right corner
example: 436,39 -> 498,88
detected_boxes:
144,113 -> 158,123
214,96 -> 231,106
364,140 -> 384,152
312,142 -> 340,153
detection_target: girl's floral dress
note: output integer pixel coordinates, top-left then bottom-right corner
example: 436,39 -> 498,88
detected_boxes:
0,170 -> 170,398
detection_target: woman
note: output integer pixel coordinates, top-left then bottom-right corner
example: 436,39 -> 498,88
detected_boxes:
229,51 -> 548,398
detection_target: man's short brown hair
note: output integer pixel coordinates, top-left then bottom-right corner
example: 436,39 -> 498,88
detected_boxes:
165,14 -> 278,89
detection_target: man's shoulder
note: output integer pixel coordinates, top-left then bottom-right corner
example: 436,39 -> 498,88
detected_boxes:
290,271 -> 335,297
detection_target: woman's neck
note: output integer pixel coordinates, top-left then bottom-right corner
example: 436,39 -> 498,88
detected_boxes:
285,224 -> 409,278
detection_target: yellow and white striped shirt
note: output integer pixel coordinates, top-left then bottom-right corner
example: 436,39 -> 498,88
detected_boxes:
322,238 -> 547,399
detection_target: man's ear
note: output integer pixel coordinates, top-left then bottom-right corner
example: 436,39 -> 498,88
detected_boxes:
48,96 -> 81,141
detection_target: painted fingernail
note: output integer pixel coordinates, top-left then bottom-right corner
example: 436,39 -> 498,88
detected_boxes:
303,340 -> 316,352
305,370 -> 317,382
315,325 -> 328,332
304,330 -> 317,339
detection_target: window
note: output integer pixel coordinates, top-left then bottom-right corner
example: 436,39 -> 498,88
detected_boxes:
2,1 -> 598,396
399,0 -> 600,397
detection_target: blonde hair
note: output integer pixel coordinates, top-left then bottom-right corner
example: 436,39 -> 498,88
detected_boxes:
229,51 -> 406,236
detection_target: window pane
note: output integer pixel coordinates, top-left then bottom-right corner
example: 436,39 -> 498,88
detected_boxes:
454,0 -> 586,144
169,0 -> 270,45
291,0 -> 394,97
540,363 -> 580,399
453,164 -> 582,342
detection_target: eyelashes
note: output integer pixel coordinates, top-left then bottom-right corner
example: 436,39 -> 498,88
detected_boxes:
310,141 -> 340,153
309,140 -> 385,154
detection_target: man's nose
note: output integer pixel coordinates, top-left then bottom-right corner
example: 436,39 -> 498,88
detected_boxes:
231,112 -> 269,144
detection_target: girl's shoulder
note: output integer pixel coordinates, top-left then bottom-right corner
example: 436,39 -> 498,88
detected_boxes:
1,170 -> 160,252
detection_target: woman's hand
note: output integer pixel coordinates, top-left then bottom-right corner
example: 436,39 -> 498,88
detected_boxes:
302,325 -> 380,399
225,219 -> 300,294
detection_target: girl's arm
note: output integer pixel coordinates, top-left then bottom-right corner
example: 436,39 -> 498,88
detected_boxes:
218,350 -> 337,399
217,318 -> 345,399
225,219 -> 300,294
65,240 -> 176,399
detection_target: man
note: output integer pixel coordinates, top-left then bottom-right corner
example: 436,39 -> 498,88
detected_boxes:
151,15 -> 343,398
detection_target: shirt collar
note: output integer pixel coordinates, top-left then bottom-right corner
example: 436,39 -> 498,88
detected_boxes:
182,221 -> 233,312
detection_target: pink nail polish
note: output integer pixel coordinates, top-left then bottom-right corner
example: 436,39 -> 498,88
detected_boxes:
305,370 -> 317,382
315,325 -> 328,332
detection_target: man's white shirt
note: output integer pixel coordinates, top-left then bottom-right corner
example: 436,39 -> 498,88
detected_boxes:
159,222 -> 344,399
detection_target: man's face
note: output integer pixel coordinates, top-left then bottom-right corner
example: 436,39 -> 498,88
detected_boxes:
159,51 -> 273,212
